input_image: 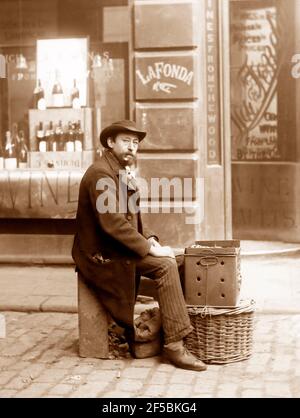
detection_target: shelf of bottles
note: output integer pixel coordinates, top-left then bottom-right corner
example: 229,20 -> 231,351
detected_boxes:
0,77 -> 96,172
0,53 -> 99,217
29,115 -> 94,170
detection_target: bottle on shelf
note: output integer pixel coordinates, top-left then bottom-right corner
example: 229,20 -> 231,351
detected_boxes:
37,122 -> 47,152
18,130 -> 28,169
44,125 -> 50,151
45,121 -> 56,151
11,123 -> 21,158
71,79 -> 80,109
65,121 -> 75,152
74,120 -> 83,152
33,79 -> 46,110
45,121 -> 56,152
0,138 -> 4,169
55,120 -> 65,151
4,131 -> 18,169
52,70 -> 64,108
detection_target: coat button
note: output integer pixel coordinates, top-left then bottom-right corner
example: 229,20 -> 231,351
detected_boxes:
125,260 -> 131,265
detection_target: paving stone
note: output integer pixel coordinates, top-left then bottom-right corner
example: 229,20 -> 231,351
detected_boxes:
0,340 -> 31,357
271,356 -> 292,373
165,384 -> 193,398
9,361 -> 33,371
8,329 -> 28,338
6,376 -> 32,391
215,384 -> 239,398
192,393 -> 214,398
263,375 -> 290,382
0,370 -> 17,385
253,342 -> 272,353
170,369 -> 196,384
42,329 -> 70,343
47,384 -> 74,396
100,360 -> 127,370
34,368 -> 69,383
100,390 -> 134,398
240,379 -> 265,390
245,363 -> 268,374
121,367 -> 152,379
241,389 -> 264,398
294,365 -> 300,377
193,380 -> 217,392
115,379 -> 144,393
0,389 -> 17,398
37,350 -> 66,363
0,357 -> 15,369
142,384 -> 166,397
87,370 -> 119,382
16,383 -> 53,398
18,364 -> 46,381
265,382 -> 293,398
148,371 -> 169,385
71,364 -> 95,374
21,351 -> 44,361
247,353 -> 272,365
49,357 -> 80,369
68,382 -> 110,398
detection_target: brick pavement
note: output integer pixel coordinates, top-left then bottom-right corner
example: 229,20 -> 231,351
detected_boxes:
0,311 -> 299,398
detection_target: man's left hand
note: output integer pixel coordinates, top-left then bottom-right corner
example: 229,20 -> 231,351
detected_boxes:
148,237 -> 161,248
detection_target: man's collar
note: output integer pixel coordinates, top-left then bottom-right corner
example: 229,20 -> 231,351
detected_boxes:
103,149 -> 124,174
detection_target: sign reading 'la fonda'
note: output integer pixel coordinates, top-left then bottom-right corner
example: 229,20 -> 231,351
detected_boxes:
137,62 -> 194,91
135,55 -> 196,99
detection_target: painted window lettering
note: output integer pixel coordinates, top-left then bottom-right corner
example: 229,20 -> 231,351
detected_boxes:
136,61 -> 194,92
291,54 -> 300,79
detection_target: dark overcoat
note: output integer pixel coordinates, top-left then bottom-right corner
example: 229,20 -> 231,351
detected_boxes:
72,150 -> 155,328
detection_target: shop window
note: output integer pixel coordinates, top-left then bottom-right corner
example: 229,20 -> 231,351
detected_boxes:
0,0 -> 129,171
230,0 -> 297,161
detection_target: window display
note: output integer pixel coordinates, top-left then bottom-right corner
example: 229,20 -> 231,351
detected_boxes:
0,0 -> 129,218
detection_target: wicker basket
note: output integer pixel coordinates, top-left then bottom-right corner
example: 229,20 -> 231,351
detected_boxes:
184,299 -> 256,364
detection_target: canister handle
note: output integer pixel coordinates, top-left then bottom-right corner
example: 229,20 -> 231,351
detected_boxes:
199,256 -> 218,267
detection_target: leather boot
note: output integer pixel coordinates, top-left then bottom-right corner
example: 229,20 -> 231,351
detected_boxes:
163,340 -> 207,372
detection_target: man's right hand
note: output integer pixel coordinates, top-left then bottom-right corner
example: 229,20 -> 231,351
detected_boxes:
149,245 -> 175,259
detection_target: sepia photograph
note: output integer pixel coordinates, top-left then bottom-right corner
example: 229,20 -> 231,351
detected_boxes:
0,0 -> 299,403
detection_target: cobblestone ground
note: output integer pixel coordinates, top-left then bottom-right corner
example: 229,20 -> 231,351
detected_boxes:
0,312 -> 299,398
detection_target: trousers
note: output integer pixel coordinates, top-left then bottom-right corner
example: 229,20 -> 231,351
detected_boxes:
136,255 -> 193,345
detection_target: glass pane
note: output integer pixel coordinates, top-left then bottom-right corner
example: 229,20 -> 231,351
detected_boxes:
230,0 -> 296,162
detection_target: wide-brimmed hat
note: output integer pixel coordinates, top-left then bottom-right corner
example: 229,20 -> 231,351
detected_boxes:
100,120 -> 147,148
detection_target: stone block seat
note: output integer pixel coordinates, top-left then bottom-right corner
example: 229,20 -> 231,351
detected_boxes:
78,272 -> 158,359
78,273 -> 110,359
